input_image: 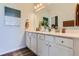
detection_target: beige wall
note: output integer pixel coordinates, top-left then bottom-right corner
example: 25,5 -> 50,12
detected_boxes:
3,3 -> 34,31
49,3 -> 77,29
0,3 -> 33,55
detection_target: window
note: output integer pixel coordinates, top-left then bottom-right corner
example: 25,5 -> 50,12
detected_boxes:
5,7 -> 21,18
4,7 -> 21,26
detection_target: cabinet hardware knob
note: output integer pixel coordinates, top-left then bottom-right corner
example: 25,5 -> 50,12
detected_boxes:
61,41 -> 64,43
49,45 -> 51,47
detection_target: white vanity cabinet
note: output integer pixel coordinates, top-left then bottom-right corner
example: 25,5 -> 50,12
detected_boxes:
49,44 -> 73,56
26,31 -> 74,56
45,35 -> 55,56
30,33 -> 37,54
37,34 -> 48,56
26,32 -> 31,49
49,42 -> 73,56
26,32 -> 37,54
37,35 -> 55,56
54,37 -> 73,56
44,35 -> 73,56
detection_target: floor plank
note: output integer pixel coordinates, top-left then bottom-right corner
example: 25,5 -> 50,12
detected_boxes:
1,47 -> 37,56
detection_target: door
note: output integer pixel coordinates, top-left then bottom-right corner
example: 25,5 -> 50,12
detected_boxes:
26,32 -> 31,49
38,39 -> 48,56
53,44 -> 73,56
48,43 -> 56,56
31,33 -> 37,54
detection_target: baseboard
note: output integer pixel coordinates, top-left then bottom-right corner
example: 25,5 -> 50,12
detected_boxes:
0,46 -> 27,55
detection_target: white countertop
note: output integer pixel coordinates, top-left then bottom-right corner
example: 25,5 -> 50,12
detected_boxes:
26,29 -> 79,39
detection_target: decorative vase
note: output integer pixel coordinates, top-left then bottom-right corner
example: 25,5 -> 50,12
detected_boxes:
25,22 -> 29,29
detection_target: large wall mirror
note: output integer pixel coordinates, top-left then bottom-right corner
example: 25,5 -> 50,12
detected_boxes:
34,3 -> 79,30
34,4 -> 59,29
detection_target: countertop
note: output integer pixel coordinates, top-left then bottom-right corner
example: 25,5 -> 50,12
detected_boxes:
26,29 -> 79,39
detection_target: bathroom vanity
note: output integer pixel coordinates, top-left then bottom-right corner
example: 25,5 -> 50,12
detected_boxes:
25,30 -> 79,56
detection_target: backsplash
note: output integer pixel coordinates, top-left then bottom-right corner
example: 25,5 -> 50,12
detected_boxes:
66,29 -> 79,34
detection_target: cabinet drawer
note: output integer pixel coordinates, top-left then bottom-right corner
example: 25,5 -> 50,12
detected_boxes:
55,37 -> 73,48
38,34 -> 45,40
45,35 -> 55,43
32,33 -> 36,39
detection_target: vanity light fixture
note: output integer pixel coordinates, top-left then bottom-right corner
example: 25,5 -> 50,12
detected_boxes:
34,3 -> 45,12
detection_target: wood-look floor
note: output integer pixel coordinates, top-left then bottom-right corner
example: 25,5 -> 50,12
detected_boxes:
1,47 -> 36,56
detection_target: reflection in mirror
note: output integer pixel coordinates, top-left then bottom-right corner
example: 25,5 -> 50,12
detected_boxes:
34,4 -> 59,31
34,3 -> 79,31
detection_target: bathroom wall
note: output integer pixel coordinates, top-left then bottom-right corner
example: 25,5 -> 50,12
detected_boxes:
49,3 -> 77,30
0,3 -> 33,55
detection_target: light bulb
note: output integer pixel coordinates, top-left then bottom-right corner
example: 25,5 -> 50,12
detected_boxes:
37,4 -> 40,8
39,3 -> 42,6
34,6 -> 37,9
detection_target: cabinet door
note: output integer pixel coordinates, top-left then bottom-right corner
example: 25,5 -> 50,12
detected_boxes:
48,43 -> 56,56
31,33 -> 37,54
38,39 -> 48,56
26,32 -> 31,49
53,44 -> 73,56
